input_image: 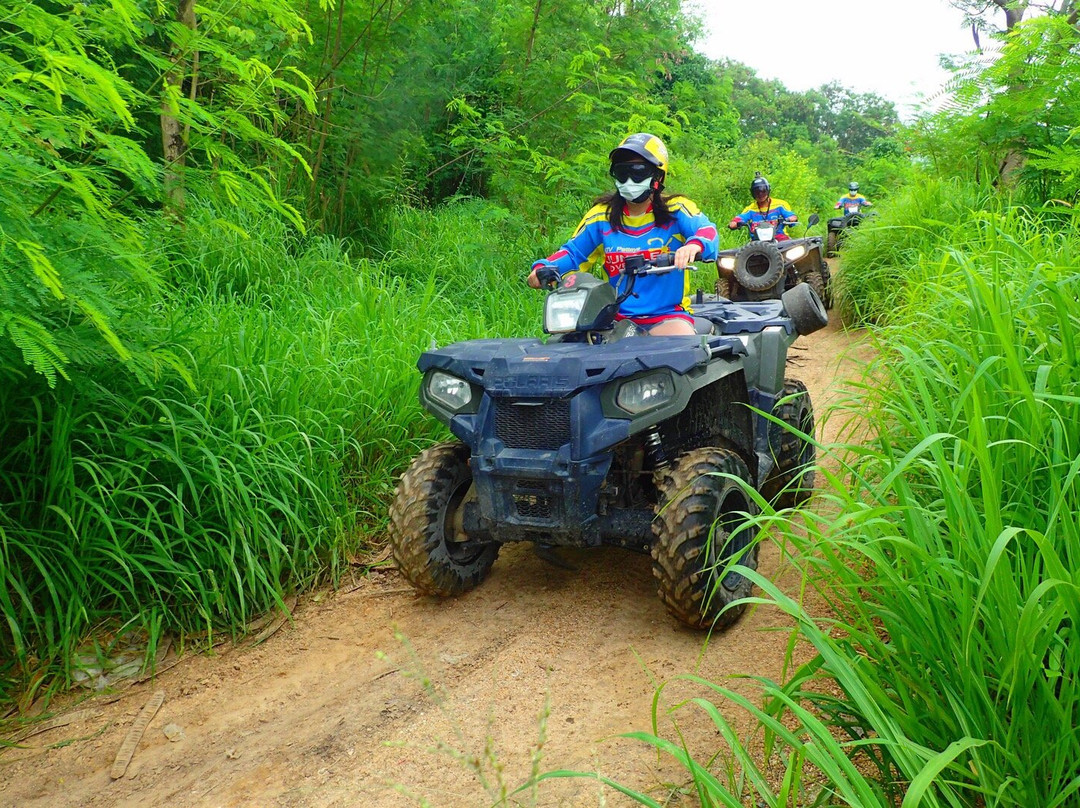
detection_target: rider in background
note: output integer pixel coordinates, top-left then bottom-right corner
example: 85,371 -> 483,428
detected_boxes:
836,182 -> 873,214
527,133 -> 719,336
728,174 -> 798,241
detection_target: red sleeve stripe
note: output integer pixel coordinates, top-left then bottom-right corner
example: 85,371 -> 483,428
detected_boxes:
533,249 -> 569,269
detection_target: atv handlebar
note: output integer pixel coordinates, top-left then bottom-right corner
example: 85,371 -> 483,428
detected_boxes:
728,217 -> 799,231
621,252 -> 677,275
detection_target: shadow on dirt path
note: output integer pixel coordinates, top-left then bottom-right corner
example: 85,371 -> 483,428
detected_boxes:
0,305 -> 874,808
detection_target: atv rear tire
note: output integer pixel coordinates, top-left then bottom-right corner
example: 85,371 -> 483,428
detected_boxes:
761,379 -> 816,508
389,442 -> 499,596
651,448 -> 759,630
733,242 -> 784,292
781,282 -> 828,335
826,230 -> 838,257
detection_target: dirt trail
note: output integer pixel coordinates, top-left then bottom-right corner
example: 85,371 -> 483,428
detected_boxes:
0,302 -> 873,808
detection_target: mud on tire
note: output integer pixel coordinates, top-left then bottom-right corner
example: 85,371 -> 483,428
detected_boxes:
651,448 -> 759,630
389,441 -> 499,596
761,379 -> 816,508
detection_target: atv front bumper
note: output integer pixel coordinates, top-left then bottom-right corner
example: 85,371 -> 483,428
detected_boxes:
462,449 -> 651,549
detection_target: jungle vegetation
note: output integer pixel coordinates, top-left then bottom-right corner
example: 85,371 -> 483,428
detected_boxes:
1,0 -> 1078,804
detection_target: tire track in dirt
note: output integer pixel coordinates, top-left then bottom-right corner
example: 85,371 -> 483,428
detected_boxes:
0,300 -> 873,808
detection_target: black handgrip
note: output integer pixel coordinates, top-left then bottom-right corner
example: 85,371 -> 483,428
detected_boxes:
534,266 -> 561,289
652,252 -> 676,268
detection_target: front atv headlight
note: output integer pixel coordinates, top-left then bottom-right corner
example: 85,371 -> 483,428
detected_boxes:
718,255 -> 736,271
782,244 -> 807,262
545,289 -> 589,333
427,371 -> 473,411
616,371 -> 674,414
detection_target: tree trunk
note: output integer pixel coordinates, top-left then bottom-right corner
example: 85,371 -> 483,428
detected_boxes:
162,0 -> 197,217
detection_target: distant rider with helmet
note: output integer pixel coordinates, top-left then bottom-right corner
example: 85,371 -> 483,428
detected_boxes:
727,174 -> 798,241
836,182 -> 873,215
527,133 -> 719,336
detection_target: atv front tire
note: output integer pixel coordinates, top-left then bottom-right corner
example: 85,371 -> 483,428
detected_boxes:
389,442 -> 499,596
761,379 -> 816,508
651,448 -> 759,630
820,261 -> 833,309
799,265 -> 826,304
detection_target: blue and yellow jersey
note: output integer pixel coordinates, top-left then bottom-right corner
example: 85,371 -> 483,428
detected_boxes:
533,196 -> 719,319
733,198 -> 797,234
836,193 -> 871,212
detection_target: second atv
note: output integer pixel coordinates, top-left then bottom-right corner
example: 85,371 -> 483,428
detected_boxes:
719,213 -> 832,308
388,254 -> 828,630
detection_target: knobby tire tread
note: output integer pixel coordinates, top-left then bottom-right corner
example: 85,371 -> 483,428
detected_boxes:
389,441 -> 498,597
761,379 -> 816,508
651,448 -> 758,630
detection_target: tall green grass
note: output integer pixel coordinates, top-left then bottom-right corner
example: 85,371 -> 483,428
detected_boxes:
834,178 -> 997,325
0,197 -> 549,710
556,199 -> 1080,805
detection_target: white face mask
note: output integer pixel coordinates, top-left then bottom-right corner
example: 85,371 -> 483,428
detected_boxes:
615,177 -> 652,203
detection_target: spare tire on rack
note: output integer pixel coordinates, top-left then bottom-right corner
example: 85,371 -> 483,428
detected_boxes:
732,241 -> 784,292
781,282 -> 828,336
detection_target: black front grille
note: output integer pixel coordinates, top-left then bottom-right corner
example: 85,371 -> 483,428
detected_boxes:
494,400 -> 571,450
514,496 -> 553,519
512,480 -> 554,519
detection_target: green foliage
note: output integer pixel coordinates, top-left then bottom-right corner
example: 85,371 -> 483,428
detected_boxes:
914,15 -> 1080,203
788,232 -> 1080,806
291,0 -> 700,228
721,62 -> 900,156
0,196 -> 549,707
833,177 -> 999,324
0,1 -> 160,385
0,0 -> 320,388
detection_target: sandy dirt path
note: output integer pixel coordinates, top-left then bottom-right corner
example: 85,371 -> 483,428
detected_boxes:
0,298 -> 873,808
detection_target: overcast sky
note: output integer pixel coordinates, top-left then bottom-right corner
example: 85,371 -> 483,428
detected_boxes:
694,0 -> 979,119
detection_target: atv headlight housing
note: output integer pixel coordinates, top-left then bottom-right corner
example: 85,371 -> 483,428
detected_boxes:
427,371 -> 474,411
544,289 -> 589,333
616,371 -> 675,414
782,244 -> 807,262
718,255 -> 736,271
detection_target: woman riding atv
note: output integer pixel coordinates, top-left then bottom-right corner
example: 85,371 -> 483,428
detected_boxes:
727,174 -> 798,241
527,133 -> 719,337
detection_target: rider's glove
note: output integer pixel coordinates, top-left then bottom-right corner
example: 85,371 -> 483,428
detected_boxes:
535,266 -> 561,289
727,219 -> 740,230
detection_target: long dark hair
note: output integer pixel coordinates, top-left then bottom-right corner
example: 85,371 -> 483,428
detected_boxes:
595,186 -> 675,231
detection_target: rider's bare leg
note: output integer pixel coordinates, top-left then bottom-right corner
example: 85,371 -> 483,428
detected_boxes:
648,318 -> 696,336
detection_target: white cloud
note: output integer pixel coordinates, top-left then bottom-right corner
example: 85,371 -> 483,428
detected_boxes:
693,0 -> 979,119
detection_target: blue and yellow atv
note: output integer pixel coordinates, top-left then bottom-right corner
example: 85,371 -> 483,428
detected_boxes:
388,255 -> 828,629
